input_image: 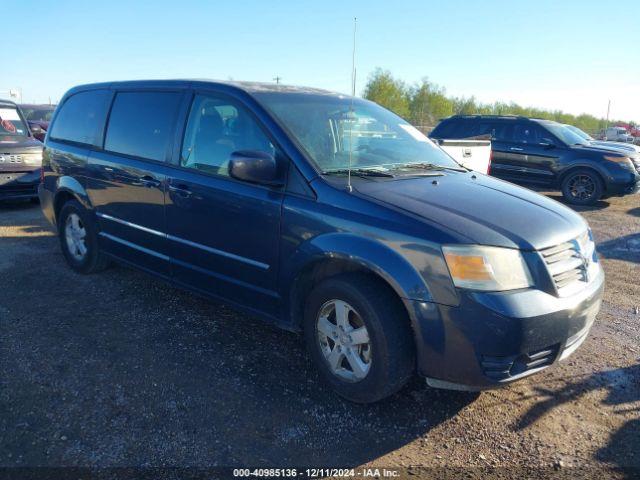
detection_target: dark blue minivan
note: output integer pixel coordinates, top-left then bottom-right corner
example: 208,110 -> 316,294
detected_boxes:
39,80 -> 604,402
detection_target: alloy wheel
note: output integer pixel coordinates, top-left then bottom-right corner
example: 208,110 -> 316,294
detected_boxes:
568,174 -> 596,201
64,213 -> 87,261
316,299 -> 372,382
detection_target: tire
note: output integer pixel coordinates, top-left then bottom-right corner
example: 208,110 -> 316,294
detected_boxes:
303,273 -> 415,403
58,200 -> 109,274
561,169 -> 603,206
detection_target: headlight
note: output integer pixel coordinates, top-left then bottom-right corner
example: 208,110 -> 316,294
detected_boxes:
604,155 -> 634,171
22,153 -> 42,166
442,245 -> 533,291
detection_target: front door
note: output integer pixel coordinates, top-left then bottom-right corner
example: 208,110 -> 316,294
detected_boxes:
490,122 -> 560,186
165,91 -> 285,317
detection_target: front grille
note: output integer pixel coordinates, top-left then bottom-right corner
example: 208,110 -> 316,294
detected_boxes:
0,154 -> 23,164
540,231 -> 595,296
481,345 -> 559,381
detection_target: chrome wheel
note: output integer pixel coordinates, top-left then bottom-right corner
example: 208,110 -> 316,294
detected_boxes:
568,174 -> 596,201
64,213 -> 87,261
316,299 -> 372,382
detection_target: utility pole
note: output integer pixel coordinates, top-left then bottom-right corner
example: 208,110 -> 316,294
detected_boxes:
273,76 -> 282,84
605,99 -> 611,129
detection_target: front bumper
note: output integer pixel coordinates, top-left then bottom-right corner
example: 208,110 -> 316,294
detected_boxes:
405,266 -> 604,390
0,169 -> 40,200
606,171 -> 640,196
38,183 -> 56,225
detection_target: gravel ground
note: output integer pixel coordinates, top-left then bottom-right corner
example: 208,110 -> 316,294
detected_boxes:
0,192 -> 638,477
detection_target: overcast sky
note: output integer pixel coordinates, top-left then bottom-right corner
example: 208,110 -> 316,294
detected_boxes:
3,0 -> 638,122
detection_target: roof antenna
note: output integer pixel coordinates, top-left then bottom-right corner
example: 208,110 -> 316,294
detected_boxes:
346,17 -> 357,193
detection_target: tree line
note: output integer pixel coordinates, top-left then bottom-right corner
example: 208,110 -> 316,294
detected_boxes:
362,68 -> 633,134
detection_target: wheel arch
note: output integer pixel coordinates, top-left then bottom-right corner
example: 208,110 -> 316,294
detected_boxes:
558,163 -> 607,192
283,233 -> 433,332
53,176 -> 92,223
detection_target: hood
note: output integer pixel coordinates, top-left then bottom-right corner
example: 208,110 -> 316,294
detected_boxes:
589,140 -> 640,155
0,135 -> 43,153
573,142 -> 639,158
354,172 -> 587,250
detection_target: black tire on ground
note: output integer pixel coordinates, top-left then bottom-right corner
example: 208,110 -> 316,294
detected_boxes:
57,200 -> 110,274
561,169 -> 604,206
303,272 -> 415,403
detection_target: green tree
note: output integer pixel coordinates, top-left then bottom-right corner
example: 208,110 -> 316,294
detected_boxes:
362,69 -> 410,119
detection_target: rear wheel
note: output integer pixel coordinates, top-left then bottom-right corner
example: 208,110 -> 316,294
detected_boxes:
58,200 -> 109,274
561,169 -> 603,205
303,273 -> 415,403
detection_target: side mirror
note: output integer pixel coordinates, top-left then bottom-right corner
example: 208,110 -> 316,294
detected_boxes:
29,124 -> 43,135
228,150 -> 282,186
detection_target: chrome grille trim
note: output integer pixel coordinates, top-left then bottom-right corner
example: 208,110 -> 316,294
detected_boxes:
540,231 -> 596,296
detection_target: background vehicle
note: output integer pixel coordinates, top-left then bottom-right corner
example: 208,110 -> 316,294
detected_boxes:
0,99 -> 43,201
430,115 -> 640,205
432,138 -> 491,173
40,81 -> 603,403
19,104 -> 56,142
564,124 -> 640,156
599,126 -> 634,143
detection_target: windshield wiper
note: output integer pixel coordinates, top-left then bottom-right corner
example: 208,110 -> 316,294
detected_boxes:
322,168 -> 395,178
393,162 -> 467,172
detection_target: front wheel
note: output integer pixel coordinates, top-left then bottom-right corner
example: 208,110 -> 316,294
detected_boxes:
303,273 -> 415,403
561,169 -> 603,205
58,200 -> 109,274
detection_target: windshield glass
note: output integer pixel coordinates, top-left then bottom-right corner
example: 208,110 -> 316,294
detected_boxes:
541,121 -> 588,146
0,107 -> 28,137
22,107 -> 54,122
565,124 -> 593,141
254,92 -> 460,172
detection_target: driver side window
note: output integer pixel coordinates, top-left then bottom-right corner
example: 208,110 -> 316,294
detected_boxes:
181,94 -> 275,176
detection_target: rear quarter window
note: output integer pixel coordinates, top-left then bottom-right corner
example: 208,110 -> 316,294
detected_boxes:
431,119 -> 457,138
104,91 -> 182,162
49,90 -> 111,146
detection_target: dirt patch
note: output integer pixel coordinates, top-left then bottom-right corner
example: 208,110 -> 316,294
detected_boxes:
0,194 -> 638,475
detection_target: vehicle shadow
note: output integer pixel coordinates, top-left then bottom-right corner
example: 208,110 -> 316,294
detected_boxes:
597,233 -> 640,264
535,190 -> 611,212
513,364 -> 640,473
628,207 -> 640,218
0,213 -> 479,468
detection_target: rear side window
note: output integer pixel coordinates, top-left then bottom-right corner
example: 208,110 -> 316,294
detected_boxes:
105,91 -> 182,161
49,90 -> 110,146
430,119 -> 457,138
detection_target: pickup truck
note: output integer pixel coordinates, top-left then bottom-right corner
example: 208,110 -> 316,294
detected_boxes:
432,138 -> 492,173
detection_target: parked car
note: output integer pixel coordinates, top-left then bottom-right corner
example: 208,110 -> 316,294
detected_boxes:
0,99 -> 43,201
430,115 -> 640,205
19,104 -> 56,142
564,124 -> 640,155
40,81 -> 604,403
599,126 -> 635,143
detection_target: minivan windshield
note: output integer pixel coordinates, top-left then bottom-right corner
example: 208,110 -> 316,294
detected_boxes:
0,107 -> 28,137
254,92 -> 462,173
540,121 -> 588,146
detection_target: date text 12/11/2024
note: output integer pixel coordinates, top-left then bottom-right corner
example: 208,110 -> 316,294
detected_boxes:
232,468 -> 401,478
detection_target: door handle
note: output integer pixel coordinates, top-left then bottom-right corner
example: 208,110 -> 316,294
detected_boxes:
139,175 -> 161,188
169,184 -> 193,198
510,147 -> 524,152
